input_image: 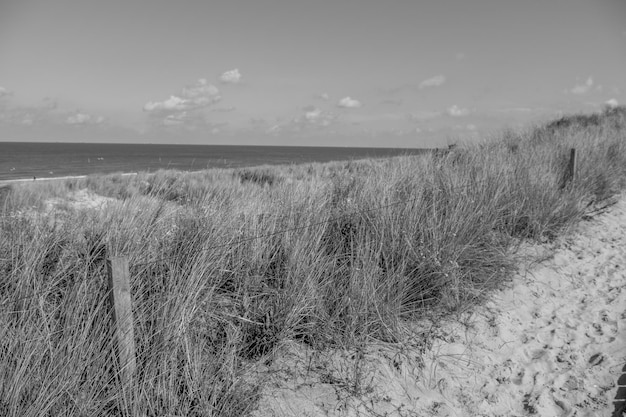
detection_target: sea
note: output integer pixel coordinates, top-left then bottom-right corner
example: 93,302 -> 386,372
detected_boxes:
0,142 -> 431,181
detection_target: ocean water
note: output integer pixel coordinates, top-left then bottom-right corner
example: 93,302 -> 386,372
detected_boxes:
0,142 -> 430,180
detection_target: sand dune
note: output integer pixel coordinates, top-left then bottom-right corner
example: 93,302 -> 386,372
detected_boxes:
253,196 -> 626,416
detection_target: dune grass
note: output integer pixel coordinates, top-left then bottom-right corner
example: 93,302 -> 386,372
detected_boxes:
1,106 -> 625,416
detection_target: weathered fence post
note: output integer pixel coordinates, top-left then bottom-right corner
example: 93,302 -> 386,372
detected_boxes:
567,148 -> 577,186
432,158 -> 438,220
560,148 -> 578,190
106,256 -> 136,388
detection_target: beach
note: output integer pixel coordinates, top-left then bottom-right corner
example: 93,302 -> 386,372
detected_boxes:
0,172 -> 138,186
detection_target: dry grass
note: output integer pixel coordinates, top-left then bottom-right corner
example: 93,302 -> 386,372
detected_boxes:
1,106 -> 625,416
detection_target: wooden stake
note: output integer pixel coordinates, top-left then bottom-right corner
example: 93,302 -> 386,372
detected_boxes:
107,256 -> 136,388
568,148 -> 577,186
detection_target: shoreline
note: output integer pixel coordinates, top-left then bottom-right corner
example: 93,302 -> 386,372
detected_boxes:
0,172 -> 138,186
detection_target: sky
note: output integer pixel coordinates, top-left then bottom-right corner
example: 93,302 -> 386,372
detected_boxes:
0,0 -> 625,147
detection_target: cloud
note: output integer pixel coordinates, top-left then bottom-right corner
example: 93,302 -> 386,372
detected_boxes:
144,80 -> 221,113
162,112 -> 187,126
570,76 -> 593,94
66,112 -> 104,125
301,106 -> 337,127
144,79 -> 222,128
66,113 -> 91,124
383,76 -> 446,95
316,93 -> 330,100
20,115 -> 35,125
337,96 -> 362,108
219,68 -> 242,84
144,96 -> 188,112
447,105 -> 469,117
303,106 -> 321,121
419,75 -> 446,89
181,78 -> 221,102
0,86 -> 12,98
0,94 -> 114,139
270,105 -> 339,133
605,98 -> 619,108
456,53 -> 466,61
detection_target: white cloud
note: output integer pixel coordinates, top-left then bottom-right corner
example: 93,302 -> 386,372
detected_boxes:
66,112 -> 104,125
144,95 -> 187,112
219,68 -> 242,84
605,98 -> 619,108
337,96 -> 362,108
182,78 -> 221,101
0,95 -> 112,133
21,115 -> 34,125
266,124 -> 281,134
144,79 -> 221,113
466,124 -> 477,131
304,106 -> 322,121
301,105 -> 337,127
317,92 -> 330,100
143,79 -> 222,128
162,112 -> 188,126
446,105 -> 469,117
66,113 -> 90,125
0,86 -> 11,98
419,75 -> 446,89
274,105 -> 339,133
456,52 -> 466,61
570,76 -> 593,94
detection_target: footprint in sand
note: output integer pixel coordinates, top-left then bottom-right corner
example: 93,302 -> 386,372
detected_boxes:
588,352 -> 605,367
511,368 -> 525,385
587,310 -> 619,343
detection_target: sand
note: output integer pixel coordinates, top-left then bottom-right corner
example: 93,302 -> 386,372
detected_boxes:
44,188 -> 117,212
252,196 -> 626,416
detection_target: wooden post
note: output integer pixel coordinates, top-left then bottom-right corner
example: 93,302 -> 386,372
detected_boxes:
432,159 -> 438,220
106,256 -> 136,388
567,148 -> 577,186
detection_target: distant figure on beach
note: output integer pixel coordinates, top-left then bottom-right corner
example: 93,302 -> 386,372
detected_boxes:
33,176 -> 36,181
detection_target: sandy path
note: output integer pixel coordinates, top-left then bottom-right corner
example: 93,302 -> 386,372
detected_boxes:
253,197 -> 626,416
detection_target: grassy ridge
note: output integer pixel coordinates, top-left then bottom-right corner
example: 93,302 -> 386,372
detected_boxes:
1,106 -> 625,416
